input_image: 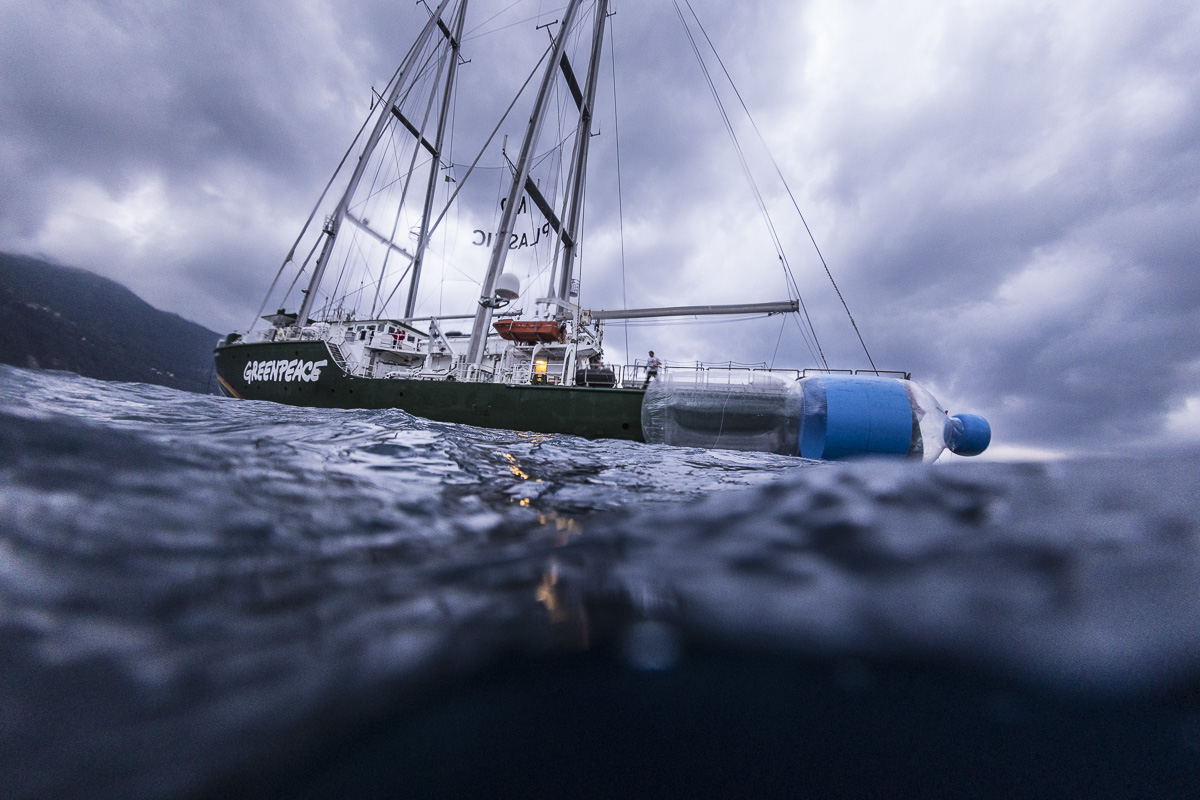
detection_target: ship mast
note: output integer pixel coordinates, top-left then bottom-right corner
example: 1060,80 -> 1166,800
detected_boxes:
295,0 -> 455,328
464,0 -> 588,366
404,0 -> 468,320
551,0 -> 609,305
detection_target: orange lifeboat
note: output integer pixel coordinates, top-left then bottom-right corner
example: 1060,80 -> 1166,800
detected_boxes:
493,319 -> 564,343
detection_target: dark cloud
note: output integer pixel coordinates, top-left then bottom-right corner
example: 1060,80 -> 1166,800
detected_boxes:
761,0 -> 1200,454
2,0 -> 1199,457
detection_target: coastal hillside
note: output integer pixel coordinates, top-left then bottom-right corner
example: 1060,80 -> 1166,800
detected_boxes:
0,252 -> 221,394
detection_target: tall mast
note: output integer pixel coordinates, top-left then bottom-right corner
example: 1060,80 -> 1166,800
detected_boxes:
295,0 -> 455,327
404,0 -> 468,320
553,0 -> 609,304
464,0 -> 587,366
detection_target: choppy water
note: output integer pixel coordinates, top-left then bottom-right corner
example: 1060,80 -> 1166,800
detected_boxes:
2,363 -> 1199,799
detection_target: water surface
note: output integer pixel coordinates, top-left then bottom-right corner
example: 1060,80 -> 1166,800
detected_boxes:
2,365 -> 1198,798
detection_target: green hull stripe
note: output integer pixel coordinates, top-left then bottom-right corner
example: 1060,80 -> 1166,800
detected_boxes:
214,341 -> 645,441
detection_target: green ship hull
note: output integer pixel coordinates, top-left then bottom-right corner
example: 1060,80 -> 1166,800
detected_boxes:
213,340 -> 646,441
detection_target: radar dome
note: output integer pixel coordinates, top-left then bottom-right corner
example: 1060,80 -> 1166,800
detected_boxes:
495,273 -> 521,301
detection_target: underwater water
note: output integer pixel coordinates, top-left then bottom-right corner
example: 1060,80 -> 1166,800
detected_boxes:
2,363 -> 1199,799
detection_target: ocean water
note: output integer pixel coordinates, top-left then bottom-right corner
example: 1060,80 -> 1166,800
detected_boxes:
2,363 -> 1199,799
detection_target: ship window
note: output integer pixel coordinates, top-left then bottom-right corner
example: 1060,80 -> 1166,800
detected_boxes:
359,331 -> 366,341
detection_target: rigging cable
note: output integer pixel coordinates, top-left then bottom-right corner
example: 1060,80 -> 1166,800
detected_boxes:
325,30 -> 444,317
681,0 -> 878,373
414,39 -> 555,247
464,0 -> 541,41
608,13 -> 630,365
770,311 -> 787,369
251,27 -> 434,329
370,41 -> 448,317
675,1 -> 818,360
277,233 -> 325,321
251,105 -> 376,329
670,0 -> 826,368
377,34 -> 558,312
674,8 -> 822,366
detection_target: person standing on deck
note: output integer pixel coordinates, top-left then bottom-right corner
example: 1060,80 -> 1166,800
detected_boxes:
643,351 -> 662,389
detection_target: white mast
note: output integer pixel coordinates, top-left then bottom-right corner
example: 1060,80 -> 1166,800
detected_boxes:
464,0 -> 588,366
404,1 -> 469,320
552,0 -> 609,304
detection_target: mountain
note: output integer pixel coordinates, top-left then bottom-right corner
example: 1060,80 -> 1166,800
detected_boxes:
0,252 -> 221,394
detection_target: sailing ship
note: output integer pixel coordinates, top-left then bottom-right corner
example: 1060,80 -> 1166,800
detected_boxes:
212,0 -> 990,460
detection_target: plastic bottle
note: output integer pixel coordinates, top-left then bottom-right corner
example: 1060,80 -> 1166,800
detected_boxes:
641,373 -> 990,462
641,375 -> 803,455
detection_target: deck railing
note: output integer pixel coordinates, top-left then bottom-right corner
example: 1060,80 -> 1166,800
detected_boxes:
622,362 -> 912,388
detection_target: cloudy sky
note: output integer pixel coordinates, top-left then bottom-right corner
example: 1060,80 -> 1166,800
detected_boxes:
2,0 -> 1198,460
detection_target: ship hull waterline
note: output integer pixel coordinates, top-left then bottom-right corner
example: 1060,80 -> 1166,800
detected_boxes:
213,340 -> 647,442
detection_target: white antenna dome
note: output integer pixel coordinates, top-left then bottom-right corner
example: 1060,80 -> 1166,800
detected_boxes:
495,272 -> 521,301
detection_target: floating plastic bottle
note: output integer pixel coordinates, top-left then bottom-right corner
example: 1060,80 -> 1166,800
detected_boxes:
641,373 -> 990,462
640,376 -> 803,455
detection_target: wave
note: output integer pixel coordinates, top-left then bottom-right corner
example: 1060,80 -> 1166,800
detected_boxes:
2,364 -> 1199,798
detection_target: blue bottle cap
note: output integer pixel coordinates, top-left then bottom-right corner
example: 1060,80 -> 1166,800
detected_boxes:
946,413 -> 991,456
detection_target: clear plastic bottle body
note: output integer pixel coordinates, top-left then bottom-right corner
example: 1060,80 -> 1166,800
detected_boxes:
641,374 -> 989,462
641,374 -> 802,456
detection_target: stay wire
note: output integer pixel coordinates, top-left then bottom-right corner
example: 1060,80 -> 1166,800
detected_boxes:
371,43 -> 448,317
682,0 -> 877,373
419,39 -> 555,245
278,235 -> 324,318
608,16 -> 630,365
671,0 -> 825,368
252,28 -> 434,329
251,102 -> 378,329
378,33 -> 558,313
769,311 -> 786,369
678,1 -> 825,364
